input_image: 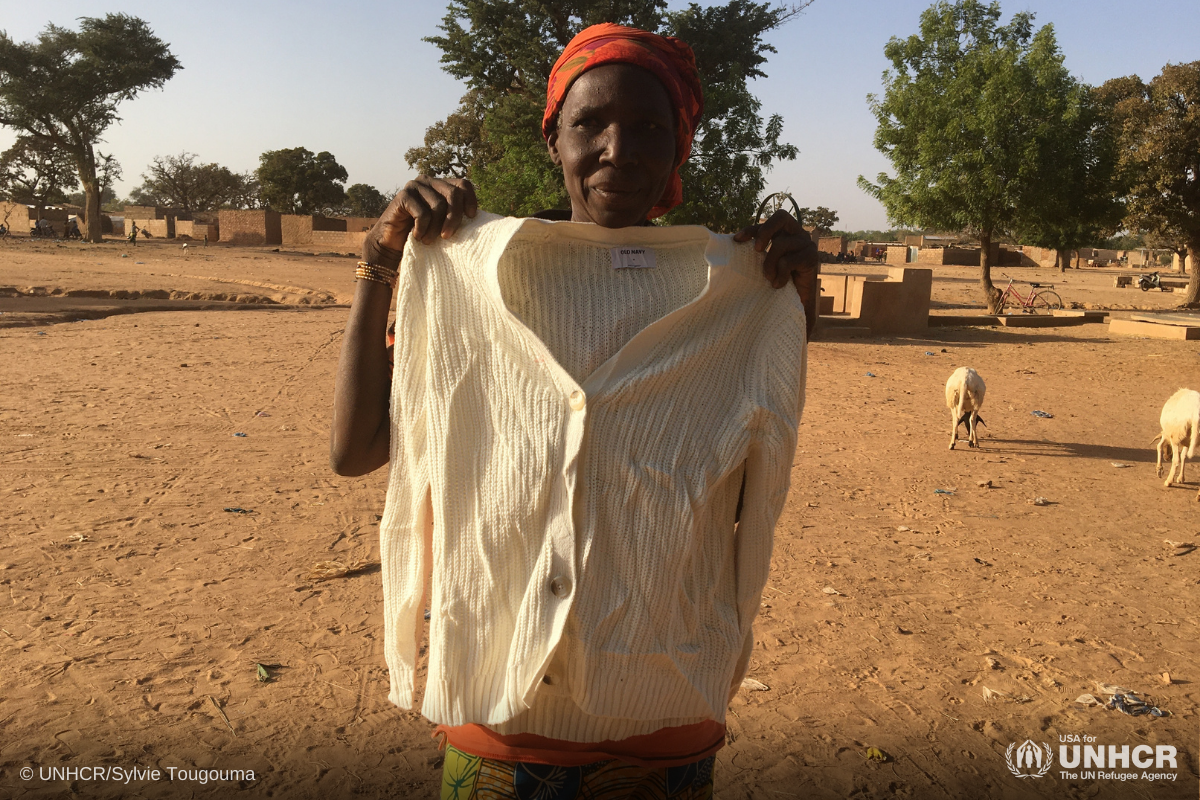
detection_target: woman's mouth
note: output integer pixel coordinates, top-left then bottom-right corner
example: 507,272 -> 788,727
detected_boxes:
590,183 -> 640,201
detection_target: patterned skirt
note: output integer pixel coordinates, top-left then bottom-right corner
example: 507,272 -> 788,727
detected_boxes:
439,745 -> 715,800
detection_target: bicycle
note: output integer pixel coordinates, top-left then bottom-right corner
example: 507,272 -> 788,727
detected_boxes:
997,275 -> 1063,314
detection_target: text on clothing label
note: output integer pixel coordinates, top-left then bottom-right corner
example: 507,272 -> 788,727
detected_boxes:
610,247 -> 657,269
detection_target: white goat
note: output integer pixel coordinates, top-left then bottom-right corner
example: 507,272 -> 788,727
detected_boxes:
945,367 -> 986,450
1153,388 -> 1200,491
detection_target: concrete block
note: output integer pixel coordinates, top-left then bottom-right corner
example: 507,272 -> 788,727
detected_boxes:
1109,319 -> 1200,339
1051,310 -> 1106,320
853,267 -> 932,334
929,315 -> 1000,327
1128,313 -> 1200,326
998,314 -> 1085,327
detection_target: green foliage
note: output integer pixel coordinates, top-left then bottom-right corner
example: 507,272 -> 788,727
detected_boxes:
859,0 -> 1091,309
256,147 -> 348,215
796,205 -> 838,232
0,14 -> 180,240
659,1 -> 801,231
132,152 -> 253,212
473,92 -> 569,215
69,186 -> 122,211
411,0 -> 807,229
829,228 -> 917,242
345,183 -> 391,217
1099,61 -> 1200,297
0,135 -> 78,210
427,0 -> 668,95
1102,231 -> 1145,251
407,88 -> 494,179
1011,82 -> 1123,266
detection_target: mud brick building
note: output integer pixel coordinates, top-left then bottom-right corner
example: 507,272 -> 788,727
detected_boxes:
176,220 -> 219,240
818,235 -> 847,255
342,216 -> 378,233
218,210 -> 282,246
129,217 -> 176,238
280,214 -> 347,246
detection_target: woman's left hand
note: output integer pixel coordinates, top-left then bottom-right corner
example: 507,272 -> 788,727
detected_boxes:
734,210 -> 820,332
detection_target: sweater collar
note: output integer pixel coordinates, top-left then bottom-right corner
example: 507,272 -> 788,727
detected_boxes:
477,214 -> 736,399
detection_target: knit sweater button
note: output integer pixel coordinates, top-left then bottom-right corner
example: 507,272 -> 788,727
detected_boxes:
568,390 -> 585,411
550,577 -> 570,597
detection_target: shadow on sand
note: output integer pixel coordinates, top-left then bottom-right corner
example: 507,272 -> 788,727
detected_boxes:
980,437 -> 1154,464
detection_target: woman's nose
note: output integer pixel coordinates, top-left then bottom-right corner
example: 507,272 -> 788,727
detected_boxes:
598,124 -> 638,167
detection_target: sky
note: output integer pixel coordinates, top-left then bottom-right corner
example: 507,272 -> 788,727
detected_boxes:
1,0 -> 1197,230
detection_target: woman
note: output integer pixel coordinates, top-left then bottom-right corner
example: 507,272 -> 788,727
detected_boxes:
332,23 -> 815,800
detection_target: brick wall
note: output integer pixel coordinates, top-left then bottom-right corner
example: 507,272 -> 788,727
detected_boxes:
818,235 -> 847,255
342,216 -> 378,233
123,205 -> 189,221
313,215 -> 346,232
131,218 -> 175,238
280,215 -> 314,245
177,220 -> 218,240
0,202 -> 30,234
218,210 -> 282,246
281,215 -> 347,245
311,230 -> 366,253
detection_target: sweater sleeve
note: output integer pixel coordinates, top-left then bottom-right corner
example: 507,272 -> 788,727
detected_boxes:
379,258 -> 432,710
730,299 -> 807,685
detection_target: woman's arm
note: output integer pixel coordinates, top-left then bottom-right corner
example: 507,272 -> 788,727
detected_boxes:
329,176 -> 477,476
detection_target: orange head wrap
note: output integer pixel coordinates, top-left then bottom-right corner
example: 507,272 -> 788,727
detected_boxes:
542,23 -> 704,220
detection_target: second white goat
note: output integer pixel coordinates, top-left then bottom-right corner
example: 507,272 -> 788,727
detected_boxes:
1153,388 -> 1200,490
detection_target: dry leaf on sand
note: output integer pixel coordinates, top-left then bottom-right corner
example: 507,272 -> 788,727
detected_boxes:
307,559 -> 379,582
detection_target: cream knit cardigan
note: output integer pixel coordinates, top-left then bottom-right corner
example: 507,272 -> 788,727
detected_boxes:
381,211 -> 806,742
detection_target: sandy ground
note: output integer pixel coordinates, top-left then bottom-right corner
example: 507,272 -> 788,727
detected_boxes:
1,238 -> 1198,799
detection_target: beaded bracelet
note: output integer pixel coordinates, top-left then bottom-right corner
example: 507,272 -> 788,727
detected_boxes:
355,261 -> 398,290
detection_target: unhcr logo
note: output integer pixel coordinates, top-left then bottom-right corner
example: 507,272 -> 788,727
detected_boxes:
1005,740 -> 1053,778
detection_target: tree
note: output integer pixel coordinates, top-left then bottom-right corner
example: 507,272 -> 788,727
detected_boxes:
859,0 -> 1085,312
0,135 -> 78,216
344,183 -> 392,218
797,205 -> 838,233
226,174 -> 262,210
1011,83 -> 1123,272
95,153 -> 122,217
0,14 -> 180,241
131,152 -> 247,212
659,0 -> 803,231
409,0 -> 809,230
407,88 -> 495,179
256,147 -> 348,215
1100,62 -> 1200,303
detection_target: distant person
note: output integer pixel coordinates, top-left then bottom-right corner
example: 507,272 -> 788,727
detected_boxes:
0,222 -> 8,240
67,218 -> 80,239
127,222 -> 139,245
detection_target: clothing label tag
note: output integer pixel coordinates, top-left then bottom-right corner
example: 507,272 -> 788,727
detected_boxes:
610,247 -> 656,270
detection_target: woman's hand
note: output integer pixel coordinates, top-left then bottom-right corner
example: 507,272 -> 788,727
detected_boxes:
734,210 -> 820,334
362,176 -> 479,269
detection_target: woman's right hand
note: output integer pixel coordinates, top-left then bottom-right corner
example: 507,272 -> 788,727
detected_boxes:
362,176 -> 479,270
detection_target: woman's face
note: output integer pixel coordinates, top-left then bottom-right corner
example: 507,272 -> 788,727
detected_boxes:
547,64 -> 677,228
